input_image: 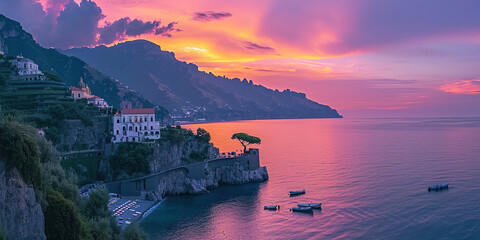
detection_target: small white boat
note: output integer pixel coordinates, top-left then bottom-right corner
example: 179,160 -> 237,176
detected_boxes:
298,203 -> 322,209
291,207 -> 313,212
428,183 -> 449,192
289,190 -> 306,196
264,205 -> 280,210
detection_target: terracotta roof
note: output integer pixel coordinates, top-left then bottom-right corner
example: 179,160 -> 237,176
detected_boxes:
71,86 -> 86,91
121,108 -> 155,114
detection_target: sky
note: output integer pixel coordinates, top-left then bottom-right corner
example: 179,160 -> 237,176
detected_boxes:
1,0 -> 479,117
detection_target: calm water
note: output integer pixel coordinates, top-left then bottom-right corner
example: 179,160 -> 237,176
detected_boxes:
141,118 -> 480,239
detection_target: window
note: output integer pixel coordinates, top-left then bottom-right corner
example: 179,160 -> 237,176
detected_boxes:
145,132 -> 148,135
151,126 -> 153,130
135,127 -> 138,132
129,126 -> 132,131
117,119 -> 120,123
123,118 -> 125,123
151,131 -> 153,135
116,130 -> 119,134
151,117 -> 153,121
78,94 -> 80,97
144,117 -> 147,122
123,126 -> 126,131
133,137 -> 135,141
144,126 -> 147,130
155,131 -> 159,135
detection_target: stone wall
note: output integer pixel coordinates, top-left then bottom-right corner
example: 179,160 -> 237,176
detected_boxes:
60,116 -> 110,152
0,159 -> 46,240
106,149 -> 268,201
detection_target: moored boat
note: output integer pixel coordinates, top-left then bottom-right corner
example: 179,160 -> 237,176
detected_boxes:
291,207 -> 313,212
428,183 -> 449,192
264,205 -> 280,210
297,203 -> 322,209
289,190 -> 306,196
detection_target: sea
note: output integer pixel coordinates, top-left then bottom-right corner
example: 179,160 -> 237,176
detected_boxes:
141,118 -> 480,239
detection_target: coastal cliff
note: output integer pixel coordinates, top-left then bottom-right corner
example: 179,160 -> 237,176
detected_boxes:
147,160 -> 268,201
149,140 -> 217,172
0,159 -> 46,240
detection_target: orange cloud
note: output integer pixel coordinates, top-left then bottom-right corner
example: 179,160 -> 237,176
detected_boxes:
440,80 -> 480,95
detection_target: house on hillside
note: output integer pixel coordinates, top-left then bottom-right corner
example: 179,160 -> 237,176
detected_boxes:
8,56 -> 46,81
71,78 -> 109,108
112,108 -> 162,143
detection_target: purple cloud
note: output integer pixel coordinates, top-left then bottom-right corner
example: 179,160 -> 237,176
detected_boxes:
260,0 -> 480,55
242,41 -> 276,54
193,11 -> 232,21
154,22 -> 180,38
0,0 -> 180,48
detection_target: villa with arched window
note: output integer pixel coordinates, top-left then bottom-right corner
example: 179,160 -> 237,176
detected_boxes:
112,108 -> 162,143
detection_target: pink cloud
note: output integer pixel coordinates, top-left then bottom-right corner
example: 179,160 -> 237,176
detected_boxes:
440,79 -> 480,95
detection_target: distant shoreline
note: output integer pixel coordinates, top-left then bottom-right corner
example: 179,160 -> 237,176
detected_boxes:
178,116 -> 344,125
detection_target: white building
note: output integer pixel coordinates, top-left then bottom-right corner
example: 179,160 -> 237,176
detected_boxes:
12,56 -> 43,76
71,78 -> 109,108
112,108 -> 161,143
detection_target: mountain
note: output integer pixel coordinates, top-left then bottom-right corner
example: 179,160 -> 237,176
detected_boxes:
62,40 -> 342,121
0,14 -> 167,116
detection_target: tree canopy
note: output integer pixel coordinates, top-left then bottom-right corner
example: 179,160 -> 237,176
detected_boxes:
231,133 -> 261,151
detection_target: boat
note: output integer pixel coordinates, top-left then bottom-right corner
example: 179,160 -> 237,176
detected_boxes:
291,207 -> 313,212
428,183 -> 449,192
264,205 -> 280,210
289,190 -> 306,196
297,203 -> 322,209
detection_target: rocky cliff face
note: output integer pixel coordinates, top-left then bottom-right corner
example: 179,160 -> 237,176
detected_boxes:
0,159 -> 46,240
60,117 -> 110,151
149,140 -> 218,172
147,161 -> 268,201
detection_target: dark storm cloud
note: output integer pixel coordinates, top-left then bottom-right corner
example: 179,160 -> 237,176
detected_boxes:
193,11 -> 232,21
0,0 -> 179,48
154,22 -> 180,37
98,17 -> 178,45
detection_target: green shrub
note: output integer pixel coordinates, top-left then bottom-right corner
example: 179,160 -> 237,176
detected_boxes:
44,191 -> 89,240
122,223 -> 147,240
82,189 -> 111,219
0,118 -> 41,187
109,143 -> 152,178
43,72 -> 62,82
0,74 -> 5,86
196,128 -> 211,143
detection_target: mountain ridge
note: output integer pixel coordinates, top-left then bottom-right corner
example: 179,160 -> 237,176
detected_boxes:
0,14 -> 169,118
62,40 -> 342,121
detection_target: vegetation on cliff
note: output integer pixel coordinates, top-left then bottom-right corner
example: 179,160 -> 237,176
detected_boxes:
0,116 -> 145,240
109,143 -> 153,178
232,133 -> 261,151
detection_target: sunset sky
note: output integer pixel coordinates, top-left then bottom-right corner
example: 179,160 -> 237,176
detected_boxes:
1,0 -> 480,117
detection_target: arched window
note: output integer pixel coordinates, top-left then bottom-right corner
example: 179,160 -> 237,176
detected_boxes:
144,126 -> 147,130
151,131 -> 153,135
116,130 -> 119,134
151,117 -> 153,121
150,126 -> 153,130
135,127 -> 138,132
123,126 -> 126,131
145,132 -> 148,135
144,117 -> 147,122
129,126 -> 133,131
155,131 -> 159,135
117,119 -> 120,123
